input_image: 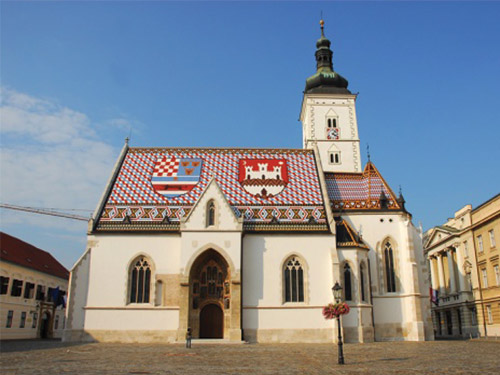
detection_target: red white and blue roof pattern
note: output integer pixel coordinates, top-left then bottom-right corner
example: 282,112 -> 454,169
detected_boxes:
324,162 -> 400,210
98,148 -> 327,226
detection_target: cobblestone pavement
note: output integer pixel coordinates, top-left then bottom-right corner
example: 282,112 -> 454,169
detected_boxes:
1,339 -> 499,374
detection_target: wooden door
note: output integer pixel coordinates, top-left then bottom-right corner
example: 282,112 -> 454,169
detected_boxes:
199,304 -> 223,338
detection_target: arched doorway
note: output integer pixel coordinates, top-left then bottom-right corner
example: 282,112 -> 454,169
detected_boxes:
200,304 -> 223,338
189,249 -> 230,339
40,311 -> 51,339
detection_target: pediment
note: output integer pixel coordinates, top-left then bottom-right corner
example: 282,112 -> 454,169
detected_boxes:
181,178 -> 242,231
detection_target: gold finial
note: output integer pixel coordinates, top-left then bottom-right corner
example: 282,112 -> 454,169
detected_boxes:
320,18 -> 325,37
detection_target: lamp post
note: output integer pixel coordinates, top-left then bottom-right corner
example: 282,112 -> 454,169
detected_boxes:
332,282 -> 345,365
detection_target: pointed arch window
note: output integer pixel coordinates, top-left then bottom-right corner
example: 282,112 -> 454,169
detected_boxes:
384,241 -> 396,293
327,118 -> 337,128
343,263 -> 352,301
284,257 -> 304,303
129,257 -> 152,304
360,263 -> 367,302
207,200 -> 216,227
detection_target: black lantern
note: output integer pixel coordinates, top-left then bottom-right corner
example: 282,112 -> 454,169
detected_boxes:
332,281 -> 345,365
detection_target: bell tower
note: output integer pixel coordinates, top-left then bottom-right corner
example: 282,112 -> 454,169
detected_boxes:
300,20 -> 362,173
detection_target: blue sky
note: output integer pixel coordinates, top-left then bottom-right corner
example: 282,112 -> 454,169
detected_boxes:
1,1 -> 499,269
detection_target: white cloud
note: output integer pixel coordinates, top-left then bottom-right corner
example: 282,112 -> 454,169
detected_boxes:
0,87 -> 119,226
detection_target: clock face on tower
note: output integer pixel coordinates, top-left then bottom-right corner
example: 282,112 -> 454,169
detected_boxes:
326,128 -> 340,140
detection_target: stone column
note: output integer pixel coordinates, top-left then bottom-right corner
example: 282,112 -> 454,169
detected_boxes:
437,253 -> 446,295
429,257 -> 438,291
454,245 -> 467,292
447,249 -> 457,294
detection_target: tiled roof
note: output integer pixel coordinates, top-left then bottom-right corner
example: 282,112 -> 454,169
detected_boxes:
98,148 -> 327,229
0,232 -> 69,280
325,162 -> 401,211
336,219 -> 369,249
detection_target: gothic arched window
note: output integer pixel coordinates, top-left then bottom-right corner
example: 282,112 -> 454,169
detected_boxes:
343,263 -> 352,301
207,200 -> 215,227
360,262 -> 367,302
129,256 -> 152,304
284,257 -> 304,303
384,241 -> 396,293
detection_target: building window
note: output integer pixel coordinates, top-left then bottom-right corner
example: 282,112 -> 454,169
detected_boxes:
23,282 -> 35,299
384,240 -> 397,293
47,287 -> 56,302
0,276 -> 9,294
477,235 -> 484,253
327,117 -> 337,128
129,256 -> 152,304
329,152 -> 340,164
207,200 -> 216,227
284,256 -> 304,303
486,305 -> 493,324
343,263 -> 353,301
20,312 -> 26,328
482,268 -> 488,288
32,313 -> 38,329
489,230 -> 496,248
360,263 -> 367,302
11,279 -> 23,297
36,285 -> 46,301
494,265 -> 500,286
6,310 -> 13,328
463,241 -> 469,258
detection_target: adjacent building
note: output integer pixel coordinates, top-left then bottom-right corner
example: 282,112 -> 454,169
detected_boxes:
424,193 -> 500,338
0,232 -> 69,339
64,22 -> 432,344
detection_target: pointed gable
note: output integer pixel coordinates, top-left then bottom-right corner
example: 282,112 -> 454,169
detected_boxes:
324,161 -> 401,211
335,219 -> 368,249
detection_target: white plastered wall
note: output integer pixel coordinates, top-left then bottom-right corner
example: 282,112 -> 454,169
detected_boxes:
242,233 -> 337,333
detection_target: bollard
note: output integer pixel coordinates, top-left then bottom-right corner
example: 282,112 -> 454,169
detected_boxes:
186,327 -> 192,349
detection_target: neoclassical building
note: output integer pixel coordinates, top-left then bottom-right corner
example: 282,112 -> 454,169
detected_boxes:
64,22 -> 432,343
424,193 -> 500,338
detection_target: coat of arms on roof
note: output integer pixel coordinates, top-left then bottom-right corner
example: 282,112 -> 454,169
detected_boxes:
151,156 -> 203,197
238,159 -> 288,199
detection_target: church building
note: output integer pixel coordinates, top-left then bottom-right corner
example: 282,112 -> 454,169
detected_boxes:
64,22 -> 433,343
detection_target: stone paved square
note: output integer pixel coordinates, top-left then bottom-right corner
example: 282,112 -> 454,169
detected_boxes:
1,340 -> 499,374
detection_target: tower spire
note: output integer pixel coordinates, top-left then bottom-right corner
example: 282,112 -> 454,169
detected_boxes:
304,18 -> 350,94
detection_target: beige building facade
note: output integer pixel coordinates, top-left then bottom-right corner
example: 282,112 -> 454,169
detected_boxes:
0,232 -> 69,340
424,193 -> 500,338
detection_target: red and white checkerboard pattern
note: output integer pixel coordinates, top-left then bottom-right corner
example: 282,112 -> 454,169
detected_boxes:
324,162 -> 400,210
107,149 -> 324,207
152,157 -> 179,177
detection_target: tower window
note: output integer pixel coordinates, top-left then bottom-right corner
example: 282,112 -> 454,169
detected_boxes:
327,117 -> 337,128
207,200 -> 216,227
329,152 -> 340,165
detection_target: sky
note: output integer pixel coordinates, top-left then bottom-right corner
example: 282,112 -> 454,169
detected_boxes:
1,1 -> 499,269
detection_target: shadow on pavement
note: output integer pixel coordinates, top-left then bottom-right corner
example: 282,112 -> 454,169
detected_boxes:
0,339 -> 89,353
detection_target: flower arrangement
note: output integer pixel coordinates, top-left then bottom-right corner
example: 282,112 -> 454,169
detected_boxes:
322,302 -> 350,319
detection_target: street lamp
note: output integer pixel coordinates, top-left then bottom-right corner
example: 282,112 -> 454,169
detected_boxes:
332,282 -> 345,365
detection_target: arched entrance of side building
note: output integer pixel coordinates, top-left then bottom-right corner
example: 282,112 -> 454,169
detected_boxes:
40,311 -> 51,339
188,249 -> 232,339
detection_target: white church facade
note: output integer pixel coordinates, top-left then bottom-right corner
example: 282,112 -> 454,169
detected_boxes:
64,22 -> 433,343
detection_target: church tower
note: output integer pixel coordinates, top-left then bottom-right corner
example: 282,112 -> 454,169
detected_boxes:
300,20 -> 362,173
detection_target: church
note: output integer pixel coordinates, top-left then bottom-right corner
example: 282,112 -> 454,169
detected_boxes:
64,21 -> 432,343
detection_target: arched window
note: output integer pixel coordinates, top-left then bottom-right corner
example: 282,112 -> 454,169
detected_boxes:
129,256 -> 152,304
207,200 -> 215,227
284,257 -> 304,302
343,263 -> 352,301
360,263 -> 367,302
384,241 -> 396,293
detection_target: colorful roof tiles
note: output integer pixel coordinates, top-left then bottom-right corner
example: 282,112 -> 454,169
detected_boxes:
325,162 -> 401,211
98,148 -> 328,229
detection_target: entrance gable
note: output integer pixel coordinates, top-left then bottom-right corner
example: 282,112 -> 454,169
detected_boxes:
182,178 -> 243,231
